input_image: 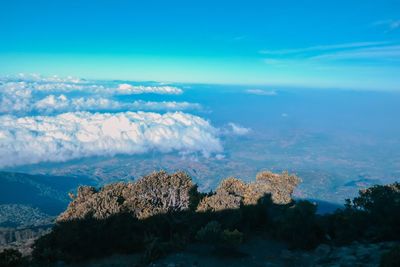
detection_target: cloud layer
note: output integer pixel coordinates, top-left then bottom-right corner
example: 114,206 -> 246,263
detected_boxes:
0,75 -> 222,167
33,95 -> 202,114
0,111 -> 222,167
0,76 -> 196,115
117,84 -> 183,95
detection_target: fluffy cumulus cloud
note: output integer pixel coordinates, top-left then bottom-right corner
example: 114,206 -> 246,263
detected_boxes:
34,95 -> 123,113
0,74 -> 221,167
33,96 -> 202,113
0,76 -> 196,115
130,100 -> 201,111
0,82 -> 32,113
117,84 -> 183,95
0,111 -> 222,167
227,123 -> 251,135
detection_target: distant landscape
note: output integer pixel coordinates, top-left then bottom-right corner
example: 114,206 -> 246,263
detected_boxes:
1,0 -> 400,266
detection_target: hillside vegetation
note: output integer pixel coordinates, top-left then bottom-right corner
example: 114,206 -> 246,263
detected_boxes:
1,170 -> 399,266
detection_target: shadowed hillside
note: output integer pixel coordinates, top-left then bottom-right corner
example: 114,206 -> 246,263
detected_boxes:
1,171 -> 399,267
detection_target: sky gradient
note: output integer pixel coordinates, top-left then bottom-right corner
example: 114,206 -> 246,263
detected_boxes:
1,0 -> 400,90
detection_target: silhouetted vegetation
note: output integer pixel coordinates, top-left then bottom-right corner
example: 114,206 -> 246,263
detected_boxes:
380,245 -> 400,267
28,171 -> 400,265
323,182 -> 400,244
274,200 -> 324,249
0,249 -> 23,267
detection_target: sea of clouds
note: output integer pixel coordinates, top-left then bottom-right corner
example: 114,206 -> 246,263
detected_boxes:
0,75 -> 219,167
0,74 -> 251,167
0,74 -> 196,115
0,111 -> 222,167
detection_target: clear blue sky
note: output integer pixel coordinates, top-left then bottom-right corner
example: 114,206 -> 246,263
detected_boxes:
1,0 -> 399,89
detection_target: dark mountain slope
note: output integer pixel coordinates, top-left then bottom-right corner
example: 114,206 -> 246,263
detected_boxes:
0,171 -> 94,216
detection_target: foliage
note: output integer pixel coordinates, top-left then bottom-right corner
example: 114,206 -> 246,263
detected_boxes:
29,170 -> 400,264
321,205 -> 368,244
323,183 -> 400,244
274,200 -> 324,249
380,245 -> 400,267
221,229 -> 244,247
351,183 -> 400,240
0,249 -> 23,267
195,221 -> 222,243
140,236 -> 169,264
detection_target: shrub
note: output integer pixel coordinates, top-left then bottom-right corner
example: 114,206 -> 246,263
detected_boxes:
195,221 -> 222,243
274,200 -> 324,249
140,236 -> 169,264
351,183 -> 400,240
0,249 -> 23,267
380,245 -> 400,267
326,183 -> 400,243
221,229 -> 244,247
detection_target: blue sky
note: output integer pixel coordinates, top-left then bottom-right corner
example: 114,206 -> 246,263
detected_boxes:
0,0 -> 400,90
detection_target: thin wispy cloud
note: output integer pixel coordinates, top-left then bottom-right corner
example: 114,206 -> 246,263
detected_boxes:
260,42 -> 400,65
117,84 -> 183,95
372,19 -> 400,33
311,45 -> 400,61
246,89 -> 277,96
259,42 -> 388,55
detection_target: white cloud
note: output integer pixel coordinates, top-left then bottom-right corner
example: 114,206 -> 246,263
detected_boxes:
0,111 -> 222,167
33,96 -> 201,113
246,89 -> 277,96
117,84 -> 183,95
1,76 -> 184,105
11,73 -> 83,83
34,95 -> 69,112
0,82 -> 32,114
0,76 -> 191,115
215,154 -> 226,160
373,20 -> 400,32
259,42 -> 400,63
34,95 -> 123,113
310,45 -> 400,61
224,123 -> 251,136
259,42 -> 388,55
130,100 -> 201,111
32,83 -> 105,93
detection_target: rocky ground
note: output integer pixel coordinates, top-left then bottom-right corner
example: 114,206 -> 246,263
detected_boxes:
47,239 -> 398,267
